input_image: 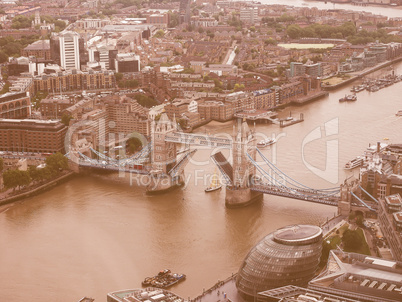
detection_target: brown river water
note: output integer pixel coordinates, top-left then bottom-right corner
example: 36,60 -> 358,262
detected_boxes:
0,62 -> 401,301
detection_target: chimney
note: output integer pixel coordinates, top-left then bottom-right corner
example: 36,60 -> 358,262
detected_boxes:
377,141 -> 380,153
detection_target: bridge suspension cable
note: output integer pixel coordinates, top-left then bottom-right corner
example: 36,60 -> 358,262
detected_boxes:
247,153 -> 339,199
358,185 -> 378,203
350,191 -> 376,212
255,149 -> 340,194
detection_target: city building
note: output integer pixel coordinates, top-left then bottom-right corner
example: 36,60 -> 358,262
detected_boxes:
75,18 -> 111,30
104,95 -> 150,137
22,40 -> 52,61
378,194 -> 402,261
107,287 -> 185,302
59,31 -> 81,70
0,92 -> 31,119
308,250 -> 402,302
115,53 -> 141,73
288,62 -> 322,78
258,285 -> 362,302
253,89 -> 277,110
198,100 -> 234,122
225,91 -> 253,113
236,225 -> 323,300
40,97 -> 74,119
33,69 -> 115,94
0,119 -> 68,153
240,7 -> 259,24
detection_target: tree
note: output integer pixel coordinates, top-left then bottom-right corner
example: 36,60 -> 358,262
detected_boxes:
342,229 -> 363,251
3,169 -> 31,190
61,113 -> 72,126
115,72 -> 124,82
133,94 -> 158,108
0,51 -> 8,63
126,137 -> 142,154
234,83 -> 245,91
28,166 -> 41,182
0,157 -> 3,172
154,29 -> 165,38
286,24 -> 302,39
45,152 -> 68,173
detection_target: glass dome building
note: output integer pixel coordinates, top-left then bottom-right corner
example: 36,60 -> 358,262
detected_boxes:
236,225 -> 323,300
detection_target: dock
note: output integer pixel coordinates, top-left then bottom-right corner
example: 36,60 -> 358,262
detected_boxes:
279,113 -> 304,128
190,274 -> 246,302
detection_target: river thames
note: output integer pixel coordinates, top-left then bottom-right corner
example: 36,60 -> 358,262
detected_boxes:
0,67 -> 401,301
260,0 -> 402,18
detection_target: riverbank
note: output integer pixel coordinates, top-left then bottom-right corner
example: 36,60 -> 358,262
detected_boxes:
0,171 -> 76,207
323,56 -> 402,90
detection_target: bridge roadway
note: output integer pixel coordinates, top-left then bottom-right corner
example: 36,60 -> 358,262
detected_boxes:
164,132 -> 232,148
250,184 -> 339,206
78,161 -> 149,174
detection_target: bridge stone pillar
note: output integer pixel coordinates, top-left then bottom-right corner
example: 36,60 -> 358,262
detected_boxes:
225,119 -> 263,208
338,183 -> 352,216
147,113 -> 181,194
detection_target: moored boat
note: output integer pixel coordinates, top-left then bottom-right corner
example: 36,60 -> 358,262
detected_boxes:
396,110 -> 402,116
205,171 -> 222,192
257,138 -> 276,148
142,269 -> 186,289
344,156 -> 363,170
339,94 -> 357,102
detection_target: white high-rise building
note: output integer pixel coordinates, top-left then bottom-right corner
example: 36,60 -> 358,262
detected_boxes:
59,31 -> 80,70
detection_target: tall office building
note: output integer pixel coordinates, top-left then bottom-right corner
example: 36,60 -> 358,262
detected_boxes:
59,31 -> 81,70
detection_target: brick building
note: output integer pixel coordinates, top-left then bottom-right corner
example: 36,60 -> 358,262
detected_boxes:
22,40 -> 51,60
0,119 -> 67,153
40,97 -> 74,119
378,194 -> 402,261
104,95 -> 150,137
198,100 -> 234,122
33,69 -> 115,94
0,92 -> 31,119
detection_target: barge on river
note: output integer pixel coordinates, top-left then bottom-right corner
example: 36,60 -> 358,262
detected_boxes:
142,269 -> 186,289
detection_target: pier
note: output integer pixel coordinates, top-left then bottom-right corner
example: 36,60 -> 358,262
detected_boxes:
279,113 -> 304,128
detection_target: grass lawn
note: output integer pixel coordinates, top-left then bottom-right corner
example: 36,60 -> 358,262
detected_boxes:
322,75 -> 351,86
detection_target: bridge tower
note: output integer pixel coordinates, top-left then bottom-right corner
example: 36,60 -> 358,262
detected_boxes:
225,118 -> 263,207
147,113 -> 182,193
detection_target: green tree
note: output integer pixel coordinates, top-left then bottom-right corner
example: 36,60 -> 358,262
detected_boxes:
126,137 -> 142,154
234,83 -> 245,91
286,24 -> 302,39
11,15 -> 33,29
28,165 -> 41,182
18,170 -> 31,188
342,229 -> 363,250
154,29 -> 165,38
133,94 -> 158,108
3,169 -> 19,190
115,72 -> 124,82
0,51 -> 8,63
61,113 -> 73,126
45,152 -> 68,173
168,11 -> 179,28
3,169 -> 31,190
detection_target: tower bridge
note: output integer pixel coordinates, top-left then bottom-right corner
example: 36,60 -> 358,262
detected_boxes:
64,113 -> 382,209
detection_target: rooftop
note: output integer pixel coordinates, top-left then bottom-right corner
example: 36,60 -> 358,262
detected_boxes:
385,194 -> 402,206
273,225 -> 322,244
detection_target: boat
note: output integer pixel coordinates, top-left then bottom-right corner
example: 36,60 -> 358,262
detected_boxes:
344,157 -> 364,170
339,94 -> 357,102
205,171 -> 222,192
396,110 -> 402,116
257,138 -> 276,148
142,269 -> 186,289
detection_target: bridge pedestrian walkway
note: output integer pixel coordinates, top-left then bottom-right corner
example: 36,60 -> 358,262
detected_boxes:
191,275 -> 246,302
